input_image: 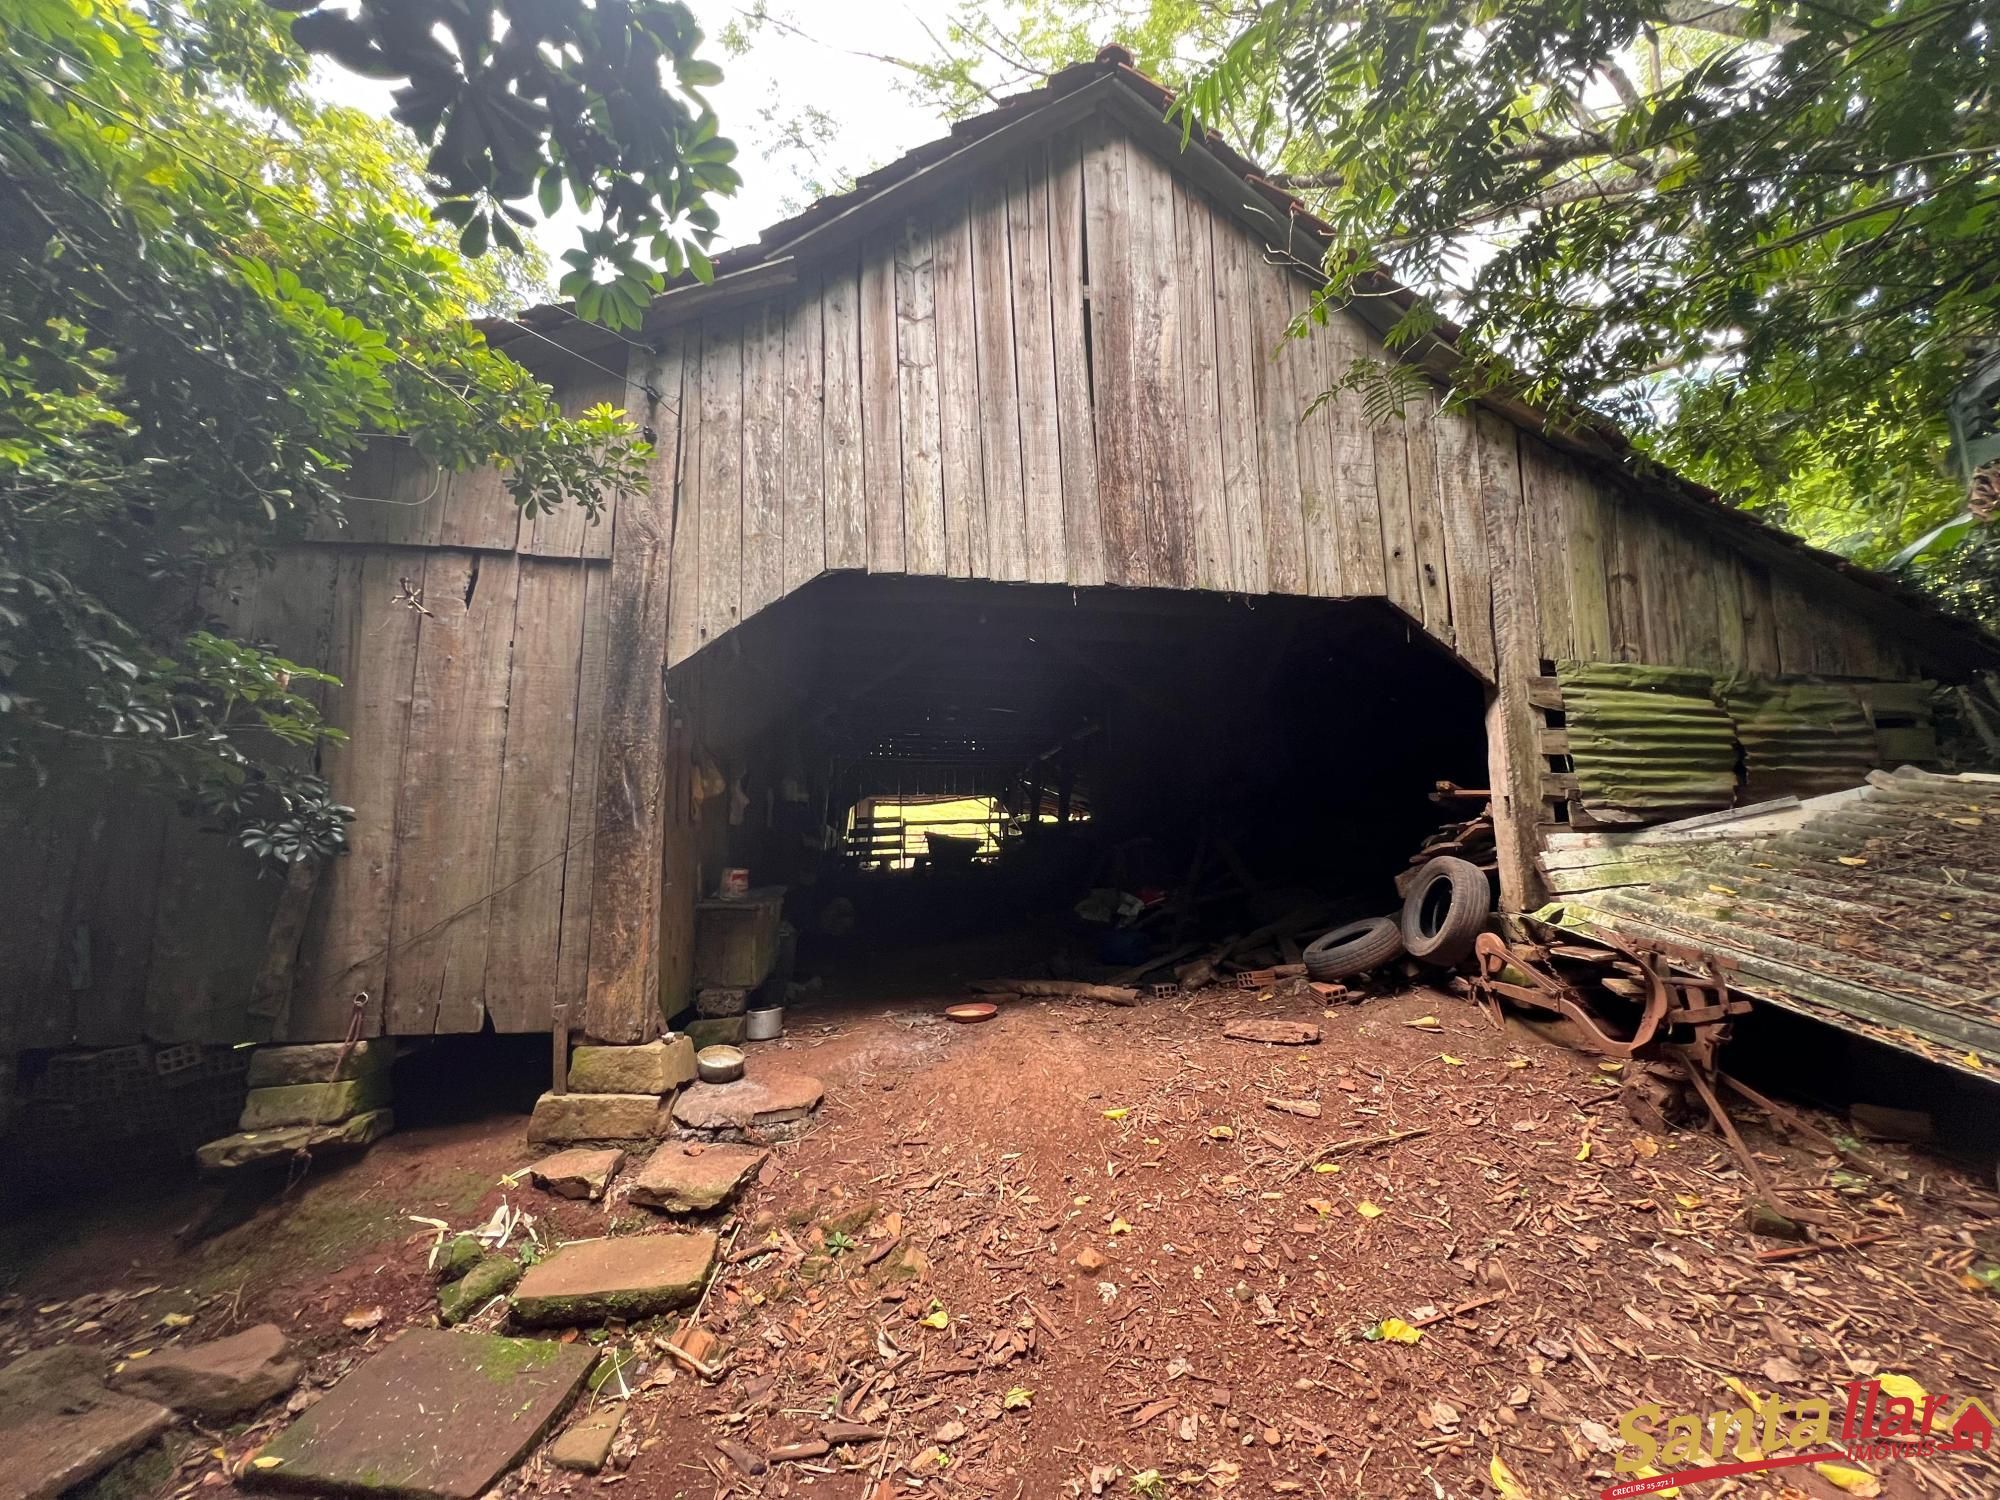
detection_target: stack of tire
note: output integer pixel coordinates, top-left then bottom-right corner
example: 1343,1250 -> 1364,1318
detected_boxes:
1301,857 -> 1492,983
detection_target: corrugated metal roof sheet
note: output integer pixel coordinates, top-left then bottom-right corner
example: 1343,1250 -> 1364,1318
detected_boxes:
1558,663 -> 1737,824
1725,680 -> 1878,801
1543,767 -> 2000,1078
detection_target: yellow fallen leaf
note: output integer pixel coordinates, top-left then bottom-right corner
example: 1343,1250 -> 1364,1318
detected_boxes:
158,1312 -> 194,1330
1836,856 -> 1868,867
1812,1461 -> 1882,1496
1488,1453 -> 1531,1500
1675,1193 -> 1703,1209
1208,1125 -> 1235,1140
1964,1052 -> 1986,1070
1311,1162 -> 1341,1175
1102,1108 -> 1130,1121
1405,1015 -> 1443,1031
1440,1054 -> 1464,1066
918,1308 -> 949,1329
1707,884 -> 1738,896
1108,1217 -> 1134,1235
1003,1386 -> 1033,1409
1505,1057 -> 1531,1070
251,1458 -> 284,1471
1874,1373 -> 1926,1403
1370,1317 -> 1423,1345
1575,1140 -> 1592,1162
1722,1374 -> 1762,1408
1938,911 -> 1954,920
1950,816 -> 1983,827
1597,1060 -> 1624,1073
1357,1201 -> 1384,1219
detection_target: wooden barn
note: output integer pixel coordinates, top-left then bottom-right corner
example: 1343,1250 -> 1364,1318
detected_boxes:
6,51 -> 1995,1072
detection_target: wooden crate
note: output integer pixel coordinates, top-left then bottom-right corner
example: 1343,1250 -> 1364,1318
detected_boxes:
692,888 -> 785,989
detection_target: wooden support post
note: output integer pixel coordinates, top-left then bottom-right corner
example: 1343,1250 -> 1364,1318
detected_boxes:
551,1001 -> 569,1096
1476,411 -> 1548,913
585,341 -> 683,1043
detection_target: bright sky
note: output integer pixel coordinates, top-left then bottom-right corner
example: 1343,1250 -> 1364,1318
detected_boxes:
311,2 -> 1014,280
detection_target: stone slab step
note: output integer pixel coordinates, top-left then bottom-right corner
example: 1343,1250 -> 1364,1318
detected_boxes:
566,1038 -> 695,1095
526,1092 -> 670,1146
0,1345 -> 174,1500
671,1072 -> 822,1134
239,1072 -> 391,1131
197,1109 -> 394,1172
249,1329 -> 595,1500
527,1147 -> 624,1201
628,1142 -> 767,1214
108,1323 -> 299,1420
510,1233 -> 718,1327
246,1039 -> 392,1089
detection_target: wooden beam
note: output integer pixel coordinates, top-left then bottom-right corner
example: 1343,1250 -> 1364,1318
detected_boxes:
584,339 -> 687,1043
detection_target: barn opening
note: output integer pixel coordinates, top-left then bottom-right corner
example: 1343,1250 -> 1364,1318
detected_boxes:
662,573 -> 1489,1015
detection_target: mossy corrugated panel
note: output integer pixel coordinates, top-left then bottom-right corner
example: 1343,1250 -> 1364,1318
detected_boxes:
1557,662 -> 1737,823
1725,680 -> 1878,800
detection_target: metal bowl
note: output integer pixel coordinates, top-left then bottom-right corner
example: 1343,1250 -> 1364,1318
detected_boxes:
944,1002 -> 998,1024
695,1045 -> 746,1084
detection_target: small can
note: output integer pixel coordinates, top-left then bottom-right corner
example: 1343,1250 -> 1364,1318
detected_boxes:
718,867 -> 750,899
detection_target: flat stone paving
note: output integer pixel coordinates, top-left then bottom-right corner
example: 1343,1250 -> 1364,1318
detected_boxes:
671,1071 -> 822,1132
249,1329 -> 595,1500
627,1142 -> 767,1213
2,1345 -> 173,1500
510,1233 -> 717,1327
526,1147 -> 624,1200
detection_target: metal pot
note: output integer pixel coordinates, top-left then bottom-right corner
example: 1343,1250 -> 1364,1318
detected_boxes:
744,1007 -> 784,1042
695,1045 -> 745,1084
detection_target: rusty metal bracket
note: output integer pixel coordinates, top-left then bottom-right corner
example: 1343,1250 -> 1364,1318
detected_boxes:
1471,932 -> 1671,1058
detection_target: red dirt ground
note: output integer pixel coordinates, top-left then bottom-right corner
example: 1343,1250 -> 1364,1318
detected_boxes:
6,967 -> 1999,1500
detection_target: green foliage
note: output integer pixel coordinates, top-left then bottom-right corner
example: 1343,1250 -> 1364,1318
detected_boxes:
276,0 -> 740,319
1,0 -> 649,869
1177,0 -> 2000,609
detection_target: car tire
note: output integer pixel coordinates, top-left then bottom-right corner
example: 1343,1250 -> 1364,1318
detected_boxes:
1399,856 -> 1491,966
1302,916 -> 1405,982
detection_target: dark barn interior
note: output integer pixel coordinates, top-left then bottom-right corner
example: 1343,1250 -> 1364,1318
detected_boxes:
665,575 -> 1489,1006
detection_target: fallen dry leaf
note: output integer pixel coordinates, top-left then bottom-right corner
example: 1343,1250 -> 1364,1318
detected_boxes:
341,1306 -> 385,1332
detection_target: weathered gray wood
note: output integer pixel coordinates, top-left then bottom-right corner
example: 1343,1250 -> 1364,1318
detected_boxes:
529,361 -> 628,558
969,181 -> 1025,580
1401,392 -> 1453,645
586,339 -> 686,1043
1011,156 -> 1067,585
931,198 -> 984,579
895,217 -> 948,576
821,258 -> 867,572
290,549 -> 422,1039
1248,256 -> 1307,594
386,548 -> 519,1035
1560,461 -> 1614,661
1082,132 -> 1146,585
860,231 -> 905,573
696,321 -> 743,651
555,561 -> 610,1014
1475,410 -> 1545,910
1174,182 -> 1232,591
740,300 -> 785,617
1736,556 -> 1783,675
1209,223 -> 1268,595
1321,311 -> 1387,597
1047,132 -> 1105,587
1432,401 -> 1495,678
1517,437 -> 1575,662
1374,419 -> 1420,618
1122,142 -> 1192,587
781,282 -> 826,594
665,332 -> 704,667
483,557 -> 586,1031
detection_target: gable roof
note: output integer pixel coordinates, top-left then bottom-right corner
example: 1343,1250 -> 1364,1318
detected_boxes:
485,50 -> 1998,671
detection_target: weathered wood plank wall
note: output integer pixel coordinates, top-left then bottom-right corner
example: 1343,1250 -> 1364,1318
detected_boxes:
6,111 -> 1965,1051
